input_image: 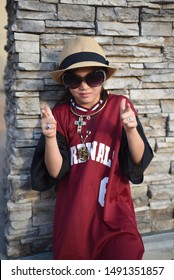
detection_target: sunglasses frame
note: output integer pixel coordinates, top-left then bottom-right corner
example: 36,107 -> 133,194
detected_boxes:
62,69 -> 106,89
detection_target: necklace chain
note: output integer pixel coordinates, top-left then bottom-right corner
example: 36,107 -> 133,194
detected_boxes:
70,99 -> 107,161
70,99 -> 107,118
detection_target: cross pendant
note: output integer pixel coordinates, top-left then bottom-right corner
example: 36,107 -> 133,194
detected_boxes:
74,116 -> 86,133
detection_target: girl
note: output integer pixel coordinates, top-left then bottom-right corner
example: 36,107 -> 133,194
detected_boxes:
31,36 -> 153,260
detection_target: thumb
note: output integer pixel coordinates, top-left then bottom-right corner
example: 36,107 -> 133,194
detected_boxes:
120,98 -> 126,115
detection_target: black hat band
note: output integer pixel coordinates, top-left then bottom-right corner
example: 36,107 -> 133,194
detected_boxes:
59,52 -> 109,70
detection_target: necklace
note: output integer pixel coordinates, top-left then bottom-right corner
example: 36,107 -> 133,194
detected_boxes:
78,117 -> 96,161
70,99 -> 107,161
71,99 -> 107,133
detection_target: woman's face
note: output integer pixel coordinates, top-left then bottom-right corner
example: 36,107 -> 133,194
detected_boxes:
68,67 -> 105,109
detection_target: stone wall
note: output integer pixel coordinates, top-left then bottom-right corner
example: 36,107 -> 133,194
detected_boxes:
4,0 -> 174,258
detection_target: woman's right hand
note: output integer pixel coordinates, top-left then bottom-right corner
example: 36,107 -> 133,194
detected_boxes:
41,105 -> 57,138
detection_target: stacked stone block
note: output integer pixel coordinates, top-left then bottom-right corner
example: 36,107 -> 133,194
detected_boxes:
4,0 -> 174,258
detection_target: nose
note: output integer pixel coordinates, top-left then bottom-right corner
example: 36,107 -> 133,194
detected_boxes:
79,80 -> 90,89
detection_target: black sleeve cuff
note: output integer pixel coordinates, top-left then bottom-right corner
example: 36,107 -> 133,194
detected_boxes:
119,117 -> 153,184
30,132 -> 70,192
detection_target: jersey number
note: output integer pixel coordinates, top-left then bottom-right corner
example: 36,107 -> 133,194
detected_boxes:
98,177 -> 109,207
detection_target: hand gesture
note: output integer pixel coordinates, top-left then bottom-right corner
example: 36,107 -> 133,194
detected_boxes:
120,98 -> 137,131
41,105 -> 57,138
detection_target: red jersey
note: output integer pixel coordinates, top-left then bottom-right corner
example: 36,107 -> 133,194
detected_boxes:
52,93 -> 146,260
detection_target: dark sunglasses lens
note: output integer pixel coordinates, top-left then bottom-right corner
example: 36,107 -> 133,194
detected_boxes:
62,70 -> 105,89
86,71 -> 105,87
62,73 -> 81,89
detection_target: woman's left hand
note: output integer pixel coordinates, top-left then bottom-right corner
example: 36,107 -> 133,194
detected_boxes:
120,98 -> 137,131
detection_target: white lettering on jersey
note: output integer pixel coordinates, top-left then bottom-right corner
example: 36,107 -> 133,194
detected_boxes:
87,141 -> 98,160
103,145 -> 111,167
98,177 -> 109,207
70,141 -> 112,167
96,143 -> 105,164
70,145 -> 78,165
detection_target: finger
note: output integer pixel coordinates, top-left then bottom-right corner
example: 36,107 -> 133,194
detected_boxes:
45,123 -> 56,130
44,105 -> 53,117
125,103 -> 131,111
122,101 -> 131,114
120,98 -> 126,115
41,106 -> 54,118
41,118 -> 56,129
126,103 -> 131,110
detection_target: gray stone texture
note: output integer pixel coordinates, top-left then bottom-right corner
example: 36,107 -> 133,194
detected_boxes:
4,0 -> 174,258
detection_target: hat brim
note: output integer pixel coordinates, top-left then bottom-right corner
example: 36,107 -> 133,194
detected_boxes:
50,61 -> 116,84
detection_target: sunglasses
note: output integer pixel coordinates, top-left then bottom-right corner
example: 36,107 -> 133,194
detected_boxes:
62,69 -> 106,89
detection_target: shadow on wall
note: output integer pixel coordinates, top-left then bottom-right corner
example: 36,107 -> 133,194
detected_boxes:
0,57 -> 6,91
0,0 -> 7,91
0,91 -> 7,259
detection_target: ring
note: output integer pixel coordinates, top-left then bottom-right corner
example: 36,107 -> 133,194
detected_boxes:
46,124 -> 51,130
127,117 -> 131,121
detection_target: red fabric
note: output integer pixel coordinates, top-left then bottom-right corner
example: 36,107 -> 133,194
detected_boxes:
52,94 -> 144,260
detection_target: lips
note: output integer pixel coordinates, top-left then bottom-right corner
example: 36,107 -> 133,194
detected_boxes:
80,93 -> 91,97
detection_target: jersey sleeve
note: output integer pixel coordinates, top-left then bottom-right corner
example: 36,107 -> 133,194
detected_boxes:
118,116 -> 153,184
30,132 -> 70,192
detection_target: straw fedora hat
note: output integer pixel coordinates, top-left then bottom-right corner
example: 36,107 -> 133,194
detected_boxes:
50,36 -> 116,84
